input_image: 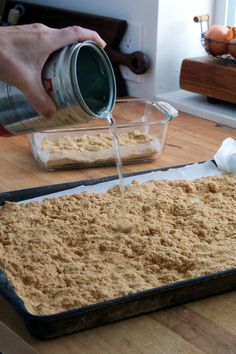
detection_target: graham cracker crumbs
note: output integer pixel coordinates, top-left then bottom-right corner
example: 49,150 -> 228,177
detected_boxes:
39,130 -> 160,167
0,174 -> 235,315
42,130 -> 154,151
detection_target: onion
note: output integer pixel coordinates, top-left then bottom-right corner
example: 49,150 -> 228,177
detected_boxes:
228,38 -> 236,58
204,25 -> 233,56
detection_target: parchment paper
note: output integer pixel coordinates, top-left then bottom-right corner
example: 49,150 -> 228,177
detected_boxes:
21,160 -> 221,204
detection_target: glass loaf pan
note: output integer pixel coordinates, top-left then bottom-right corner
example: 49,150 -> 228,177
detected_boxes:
30,99 -> 178,171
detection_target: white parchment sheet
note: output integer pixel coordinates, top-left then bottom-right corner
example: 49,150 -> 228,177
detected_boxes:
21,160 -> 222,204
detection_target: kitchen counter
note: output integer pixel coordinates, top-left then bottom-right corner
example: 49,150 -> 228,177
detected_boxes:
0,111 -> 236,354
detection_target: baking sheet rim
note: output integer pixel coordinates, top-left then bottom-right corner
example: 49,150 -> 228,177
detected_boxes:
0,160 -> 235,337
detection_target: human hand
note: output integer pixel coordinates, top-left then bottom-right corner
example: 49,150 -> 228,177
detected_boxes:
0,24 -> 106,118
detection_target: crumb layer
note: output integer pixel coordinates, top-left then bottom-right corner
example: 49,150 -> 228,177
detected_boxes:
0,174 -> 235,315
40,130 -> 159,167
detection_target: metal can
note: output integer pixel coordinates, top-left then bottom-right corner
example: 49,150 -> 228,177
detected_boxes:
0,41 -> 116,136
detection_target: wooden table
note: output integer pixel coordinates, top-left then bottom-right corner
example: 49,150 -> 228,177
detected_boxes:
0,112 -> 236,354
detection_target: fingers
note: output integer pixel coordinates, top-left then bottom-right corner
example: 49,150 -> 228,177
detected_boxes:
0,23 -> 106,120
23,79 -> 57,119
49,26 -> 106,52
70,26 -> 106,47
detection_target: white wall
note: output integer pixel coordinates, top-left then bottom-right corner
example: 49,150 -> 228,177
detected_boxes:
155,0 -> 215,95
21,0 -> 215,98
214,0 -> 236,26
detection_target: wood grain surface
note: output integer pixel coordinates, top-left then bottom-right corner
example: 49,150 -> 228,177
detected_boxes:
0,111 -> 236,354
180,56 -> 236,104
0,320 -> 38,354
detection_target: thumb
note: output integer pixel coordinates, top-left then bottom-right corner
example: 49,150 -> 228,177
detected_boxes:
50,26 -> 106,52
24,79 -> 57,119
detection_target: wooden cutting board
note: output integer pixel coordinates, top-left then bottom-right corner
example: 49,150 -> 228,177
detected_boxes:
0,320 -> 38,354
180,56 -> 236,104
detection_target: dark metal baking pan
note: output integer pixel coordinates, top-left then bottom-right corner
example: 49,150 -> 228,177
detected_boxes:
1,161 -> 236,340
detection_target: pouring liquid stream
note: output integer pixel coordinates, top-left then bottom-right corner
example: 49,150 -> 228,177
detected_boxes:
107,113 -> 126,222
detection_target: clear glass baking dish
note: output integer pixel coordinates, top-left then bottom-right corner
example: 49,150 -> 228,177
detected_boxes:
30,99 -> 178,171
